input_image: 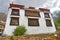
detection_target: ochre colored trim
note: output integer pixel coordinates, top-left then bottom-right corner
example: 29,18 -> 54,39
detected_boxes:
39,8 -> 50,12
9,4 -> 24,9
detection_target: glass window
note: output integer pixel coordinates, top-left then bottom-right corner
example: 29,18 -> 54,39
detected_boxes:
28,18 -> 39,26
0,24 -> 2,28
10,17 -> 19,26
46,20 -> 52,27
25,10 -> 40,17
0,29 -> 1,32
11,9 -> 19,15
44,13 -> 50,18
0,32 -> 3,36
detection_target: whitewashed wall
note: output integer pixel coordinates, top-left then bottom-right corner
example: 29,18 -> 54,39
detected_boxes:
3,8 -> 56,36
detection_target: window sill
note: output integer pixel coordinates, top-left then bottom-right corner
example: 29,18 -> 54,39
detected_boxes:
0,28 -> 4,29
46,26 -> 53,27
26,16 -> 40,19
10,15 -> 20,17
28,25 -> 40,27
45,18 -> 51,20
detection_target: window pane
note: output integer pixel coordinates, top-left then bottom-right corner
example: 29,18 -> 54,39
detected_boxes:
44,13 -> 50,18
2,29 -> 4,32
0,29 -> 1,32
25,10 -> 40,17
11,9 -> 19,15
10,17 -> 19,26
46,20 -> 52,26
0,33 -> 2,36
0,25 -> 2,28
28,18 -> 39,26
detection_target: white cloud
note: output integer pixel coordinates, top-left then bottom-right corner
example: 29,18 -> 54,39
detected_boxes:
50,7 -> 60,13
0,0 -> 60,14
39,0 -> 60,13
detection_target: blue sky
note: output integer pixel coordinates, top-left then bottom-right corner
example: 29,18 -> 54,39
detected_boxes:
0,0 -> 60,14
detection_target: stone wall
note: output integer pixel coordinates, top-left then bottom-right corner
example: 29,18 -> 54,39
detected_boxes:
0,34 -> 57,40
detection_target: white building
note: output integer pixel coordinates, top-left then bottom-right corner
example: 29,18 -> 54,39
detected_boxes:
3,4 -> 56,36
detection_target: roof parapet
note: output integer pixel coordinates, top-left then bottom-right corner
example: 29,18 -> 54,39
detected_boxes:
28,7 -> 35,9
9,4 -> 24,9
39,8 -> 50,12
9,4 -> 50,12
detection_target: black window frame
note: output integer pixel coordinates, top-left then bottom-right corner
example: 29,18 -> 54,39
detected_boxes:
0,24 -> 2,28
11,9 -> 19,16
25,10 -> 40,17
10,17 -> 19,26
0,32 -> 3,36
46,20 -> 52,27
28,18 -> 39,26
44,13 -> 50,18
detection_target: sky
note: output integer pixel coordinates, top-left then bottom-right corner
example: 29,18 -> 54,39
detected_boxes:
0,0 -> 60,14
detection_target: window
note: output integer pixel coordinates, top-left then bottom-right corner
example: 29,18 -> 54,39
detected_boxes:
46,20 -> 52,27
28,18 -> 39,26
0,29 -> 1,32
10,17 -> 19,26
0,24 -> 2,28
25,10 -> 40,17
0,32 -> 3,36
1,29 -> 4,32
11,9 -> 19,15
44,13 -> 50,18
